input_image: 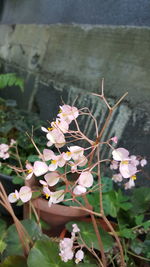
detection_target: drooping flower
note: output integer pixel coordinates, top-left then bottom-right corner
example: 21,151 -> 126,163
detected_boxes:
124,177 -> 136,190
59,238 -> 74,262
75,250 -> 84,264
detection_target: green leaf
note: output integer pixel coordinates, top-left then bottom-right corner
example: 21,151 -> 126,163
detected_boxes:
135,214 -> 144,226
103,193 -> 117,217
0,219 -> 7,236
131,187 -> 150,215
27,155 -> 39,162
0,255 -> 27,267
4,219 -> 48,258
12,176 -> 24,185
130,239 -> 144,255
0,240 -> 7,254
119,228 -> 136,239
101,176 -> 113,193
142,220 -> 150,230
66,221 -> 114,252
27,240 -> 75,267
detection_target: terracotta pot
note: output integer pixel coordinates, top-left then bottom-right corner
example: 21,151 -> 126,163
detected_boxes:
24,177 -> 91,235
32,198 -> 90,226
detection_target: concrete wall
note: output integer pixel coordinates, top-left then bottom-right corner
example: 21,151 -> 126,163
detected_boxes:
1,0 -> 150,26
0,24 -> 149,186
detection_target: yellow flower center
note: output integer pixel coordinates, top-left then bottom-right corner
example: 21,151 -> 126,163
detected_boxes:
47,127 -> 53,131
45,193 -> 49,199
51,160 -> 57,164
131,175 -> 136,180
27,169 -> 32,173
66,151 -> 71,156
122,160 -> 129,165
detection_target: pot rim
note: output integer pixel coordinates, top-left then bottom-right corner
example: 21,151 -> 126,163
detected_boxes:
32,197 -> 90,217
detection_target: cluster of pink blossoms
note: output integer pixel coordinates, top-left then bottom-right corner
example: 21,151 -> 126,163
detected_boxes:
111,147 -> 147,189
8,105 -> 95,204
0,139 -> 16,160
59,224 -> 84,264
0,144 -> 9,160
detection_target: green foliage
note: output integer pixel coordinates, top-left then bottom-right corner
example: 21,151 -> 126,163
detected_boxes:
0,73 -> 24,92
3,219 -> 48,258
66,221 -> 114,253
0,255 -> 27,267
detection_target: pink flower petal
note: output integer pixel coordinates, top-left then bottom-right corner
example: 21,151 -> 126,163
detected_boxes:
78,171 -> 93,188
33,161 -> 48,176
19,186 -> 32,203
44,172 -> 60,186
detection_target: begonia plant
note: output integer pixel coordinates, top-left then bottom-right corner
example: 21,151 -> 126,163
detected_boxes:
0,82 -> 149,267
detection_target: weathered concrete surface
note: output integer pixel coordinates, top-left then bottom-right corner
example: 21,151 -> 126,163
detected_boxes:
0,24 -> 149,186
1,0 -> 150,26
0,24 -> 150,107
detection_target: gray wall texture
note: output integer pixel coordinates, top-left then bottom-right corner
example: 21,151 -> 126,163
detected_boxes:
1,0 -> 150,26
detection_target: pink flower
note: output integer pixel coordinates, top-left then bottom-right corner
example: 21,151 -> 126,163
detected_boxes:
68,146 -> 84,161
110,160 -> 119,170
19,186 -> 32,202
26,161 -> 48,180
59,238 -> 74,262
47,129 -> 66,148
73,185 -> 86,195
112,148 -> 129,161
8,186 -> 32,203
112,173 -> 123,183
0,144 -> 10,160
75,249 -> 84,264
51,118 -> 69,133
78,171 -> 93,188
130,155 -> 139,167
48,154 -> 66,171
42,149 -> 55,161
124,177 -> 135,190
48,190 -> 65,207
58,105 -> 79,124
140,159 -> 147,167
41,126 -> 66,148
119,161 -> 137,178
110,136 -> 118,144
44,172 -> 60,186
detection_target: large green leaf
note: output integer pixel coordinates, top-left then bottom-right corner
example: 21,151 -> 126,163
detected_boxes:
27,240 -> 75,267
66,221 -> 114,252
130,187 -> 150,215
3,219 -> 48,258
0,255 -> 27,267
